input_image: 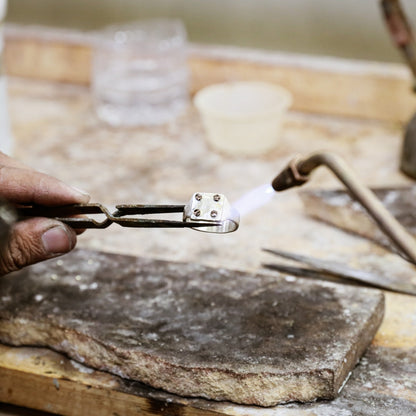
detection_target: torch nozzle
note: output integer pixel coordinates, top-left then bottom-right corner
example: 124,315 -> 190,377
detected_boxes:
271,152 -> 416,265
271,158 -> 310,192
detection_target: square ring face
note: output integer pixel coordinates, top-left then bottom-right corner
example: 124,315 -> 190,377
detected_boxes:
184,192 -> 239,233
188,193 -> 225,222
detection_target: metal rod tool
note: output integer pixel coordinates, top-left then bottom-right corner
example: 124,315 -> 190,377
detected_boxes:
381,0 -> 416,87
381,0 -> 416,179
262,248 -> 416,295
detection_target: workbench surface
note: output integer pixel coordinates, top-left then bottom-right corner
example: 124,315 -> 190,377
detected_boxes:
1,74 -> 416,415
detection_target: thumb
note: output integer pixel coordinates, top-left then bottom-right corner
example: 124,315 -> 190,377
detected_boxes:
0,218 -> 77,275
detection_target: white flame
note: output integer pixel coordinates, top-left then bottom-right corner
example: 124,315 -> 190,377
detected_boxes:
232,184 -> 275,217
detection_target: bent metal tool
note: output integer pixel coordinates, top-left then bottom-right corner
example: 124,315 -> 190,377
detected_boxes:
16,192 -> 240,234
381,0 -> 416,179
271,152 -> 416,265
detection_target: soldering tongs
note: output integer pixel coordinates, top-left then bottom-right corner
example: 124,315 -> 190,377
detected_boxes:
13,192 -> 240,234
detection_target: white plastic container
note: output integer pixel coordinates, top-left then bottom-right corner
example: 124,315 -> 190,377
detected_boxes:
194,81 -> 292,156
0,0 -> 12,155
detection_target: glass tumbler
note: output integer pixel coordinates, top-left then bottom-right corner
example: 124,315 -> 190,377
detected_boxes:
92,19 -> 189,127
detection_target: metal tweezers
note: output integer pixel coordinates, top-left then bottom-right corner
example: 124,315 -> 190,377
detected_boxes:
262,248 -> 416,295
15,193 -> 240,234
17,203 -> 211,229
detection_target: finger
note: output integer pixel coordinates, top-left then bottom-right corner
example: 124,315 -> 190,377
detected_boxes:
0,152 -> 32,170
0,166 -> 90,206
0,218 -> 77,276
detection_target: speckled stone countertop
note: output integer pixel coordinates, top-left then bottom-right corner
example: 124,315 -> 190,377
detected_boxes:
7,77 -> 412,273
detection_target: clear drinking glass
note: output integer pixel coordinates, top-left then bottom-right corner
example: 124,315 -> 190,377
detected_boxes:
91,19 -> 189,127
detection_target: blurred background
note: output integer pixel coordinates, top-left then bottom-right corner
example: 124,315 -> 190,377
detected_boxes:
5,0 -> 416,63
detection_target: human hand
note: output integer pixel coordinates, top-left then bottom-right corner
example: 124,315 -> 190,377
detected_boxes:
0,153 -> 90,275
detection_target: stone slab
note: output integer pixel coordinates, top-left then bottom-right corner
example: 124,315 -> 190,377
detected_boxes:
0,249 -> 384,406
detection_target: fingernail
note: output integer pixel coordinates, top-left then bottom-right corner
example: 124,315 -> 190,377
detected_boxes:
70,186 -> 90,203
42,225 -> 74,254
